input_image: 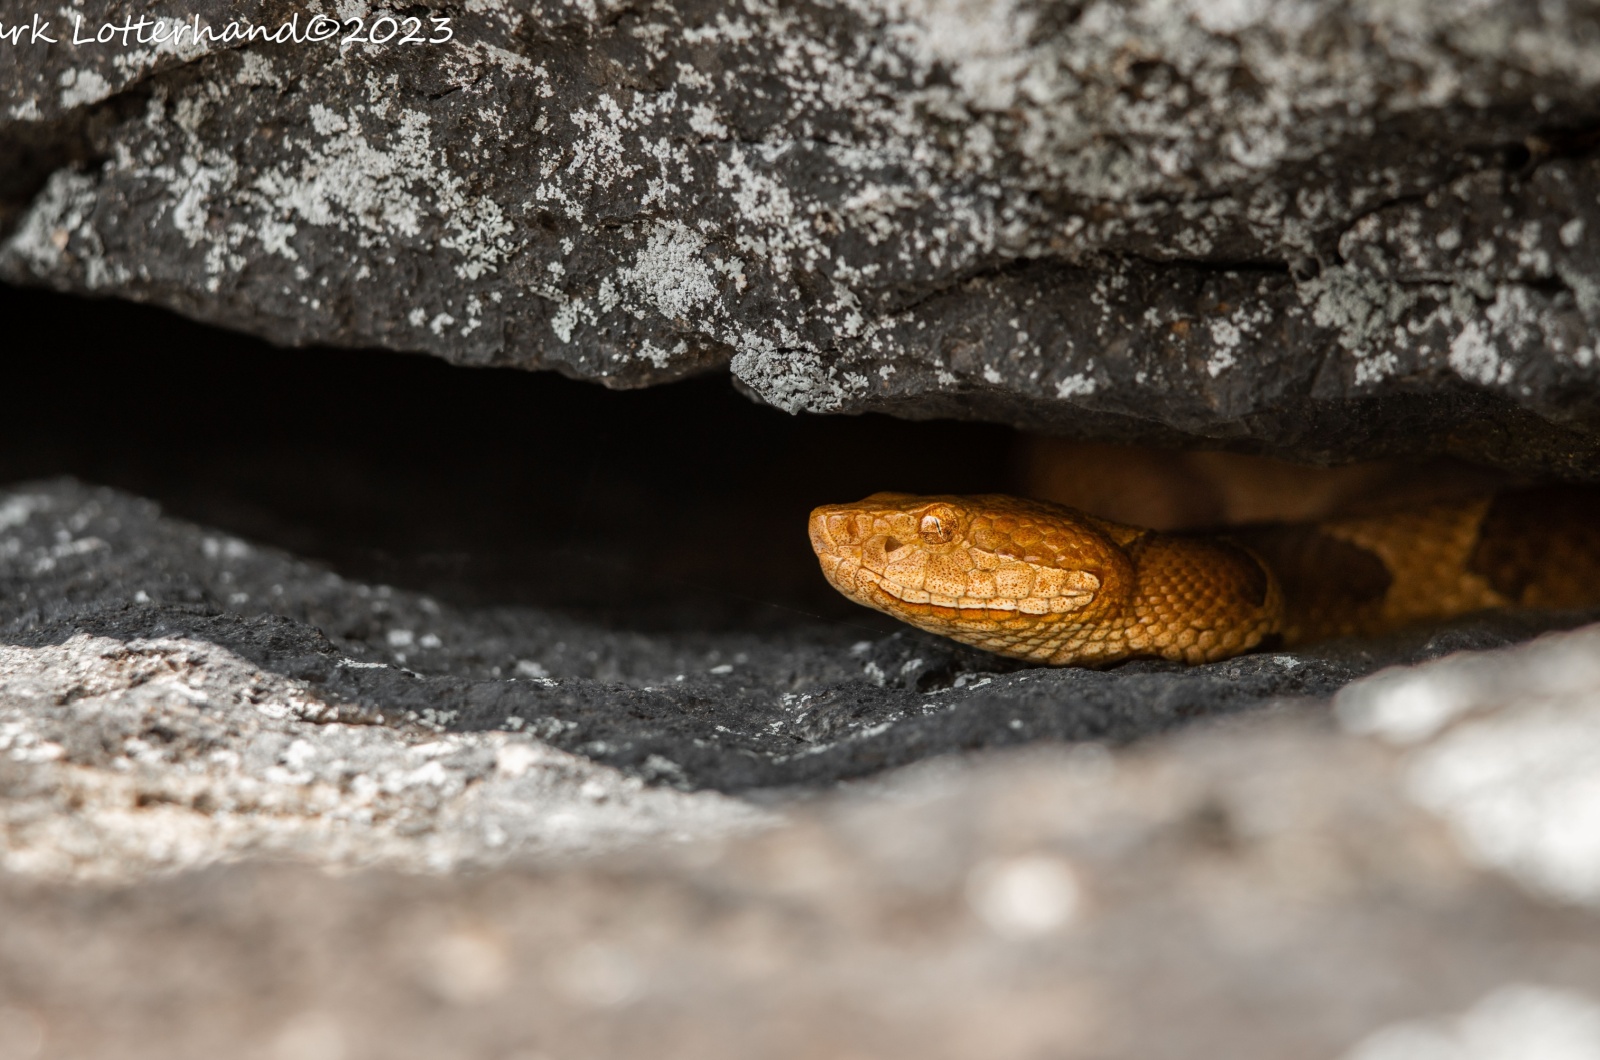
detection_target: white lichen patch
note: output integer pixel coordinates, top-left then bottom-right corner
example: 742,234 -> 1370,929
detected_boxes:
1448,321 -> 1513,387
1301,266 -> 1421,354
730,347 -> 867,414
1444,286 -> 1550,388
635,339 -> 687,369
1203,299 -> 1276,379
256,102 -> 518,284
10,65 -> 525,305
1353,351 -> 1399,386
57,67 -> 113,109
617,222 -> 720,321
857,0 -> 1535,204
1055,365 -> 1097,398
1,169 -> 106,280
687,103 -> 729,139
717,145 -> 830,277
1292,263 -> 1551,391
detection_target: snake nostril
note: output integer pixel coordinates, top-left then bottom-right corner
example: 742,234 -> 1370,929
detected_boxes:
883,537 -> 904,554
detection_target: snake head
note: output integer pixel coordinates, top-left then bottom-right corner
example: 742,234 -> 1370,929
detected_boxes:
808,493 -> 1132,637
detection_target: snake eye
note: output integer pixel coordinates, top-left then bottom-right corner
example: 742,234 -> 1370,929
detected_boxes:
919,507 -> 956,544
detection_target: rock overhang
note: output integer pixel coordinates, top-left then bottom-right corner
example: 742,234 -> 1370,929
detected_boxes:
0,0 -> 1596,473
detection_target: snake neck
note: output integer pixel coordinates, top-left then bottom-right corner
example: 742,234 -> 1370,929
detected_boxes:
1073,531 -> 1284,666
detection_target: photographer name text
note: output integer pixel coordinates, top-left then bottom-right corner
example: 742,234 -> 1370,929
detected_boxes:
2,12 -> 453,47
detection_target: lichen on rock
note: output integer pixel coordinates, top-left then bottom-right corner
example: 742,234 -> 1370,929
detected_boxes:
2,0 -> 1597,469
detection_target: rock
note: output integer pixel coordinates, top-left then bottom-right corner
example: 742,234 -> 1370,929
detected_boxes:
0,627 -> 773,881
4,0 -> 1600,470
6,477 -> 1588,832
3,475 -> 1595,884
6,6 -> 1600,1043
5,623 -> 1600,1058
1336,622 -> 1600,907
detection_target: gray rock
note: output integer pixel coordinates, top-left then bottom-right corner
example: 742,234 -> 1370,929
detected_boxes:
0,627 -> 773,880
7,6 -> 1600,1047
5,623 -> 1600,1059
6,479 -> 1586,810
4,0 -> 1599,470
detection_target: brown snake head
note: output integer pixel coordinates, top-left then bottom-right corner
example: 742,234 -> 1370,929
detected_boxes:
808,493 -> 1141,663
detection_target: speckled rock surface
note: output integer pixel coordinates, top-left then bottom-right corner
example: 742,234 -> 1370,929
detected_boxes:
5,624 -> 1600,1059
0,627 -> 775,881
8,477 -> 1592,830
4,473 -> 1598,891
3,0 -> 1599,471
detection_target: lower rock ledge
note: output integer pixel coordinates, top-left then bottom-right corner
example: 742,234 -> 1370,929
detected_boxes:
4,479 -> 1600,1056
3,622 -> 1600,1057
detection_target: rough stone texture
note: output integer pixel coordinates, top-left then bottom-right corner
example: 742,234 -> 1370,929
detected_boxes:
0,629 -> 773,881
7,477 -> 1593,833
4,0 -> 1600,472
5,623 -> 1600,1059
7,6 -> 1600,1047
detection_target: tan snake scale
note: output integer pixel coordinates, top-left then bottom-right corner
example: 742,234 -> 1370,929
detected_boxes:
809,488 -> 1600,667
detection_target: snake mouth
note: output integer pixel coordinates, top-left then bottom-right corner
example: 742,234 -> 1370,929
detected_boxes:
857,567 -> 1092,618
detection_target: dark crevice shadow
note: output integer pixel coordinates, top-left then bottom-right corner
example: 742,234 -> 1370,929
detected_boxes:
0,283 -> 1017,635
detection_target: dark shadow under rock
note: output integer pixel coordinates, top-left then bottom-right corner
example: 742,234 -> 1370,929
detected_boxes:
0,283 -> 1017,631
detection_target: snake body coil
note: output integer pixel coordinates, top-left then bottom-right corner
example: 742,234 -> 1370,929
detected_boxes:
808,489 -> 1600,667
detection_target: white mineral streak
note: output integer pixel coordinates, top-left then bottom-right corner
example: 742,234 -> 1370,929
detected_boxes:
1342,983 -> 1600,1060
0,635 -> 772,883
1336,625 -> 1600,907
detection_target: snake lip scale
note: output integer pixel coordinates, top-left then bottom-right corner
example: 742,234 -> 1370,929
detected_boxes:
809,489 -> 1600,668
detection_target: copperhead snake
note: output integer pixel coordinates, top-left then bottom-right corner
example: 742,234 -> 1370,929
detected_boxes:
808,488 -> 1600,667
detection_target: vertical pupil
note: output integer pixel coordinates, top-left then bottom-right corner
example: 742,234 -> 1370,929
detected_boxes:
922,515 -> 942,536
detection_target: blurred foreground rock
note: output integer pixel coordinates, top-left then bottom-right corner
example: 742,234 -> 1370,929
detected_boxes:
3,480 -> 1600,1055
5,622 -> 1600,1058
3,0 -> 1600,472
